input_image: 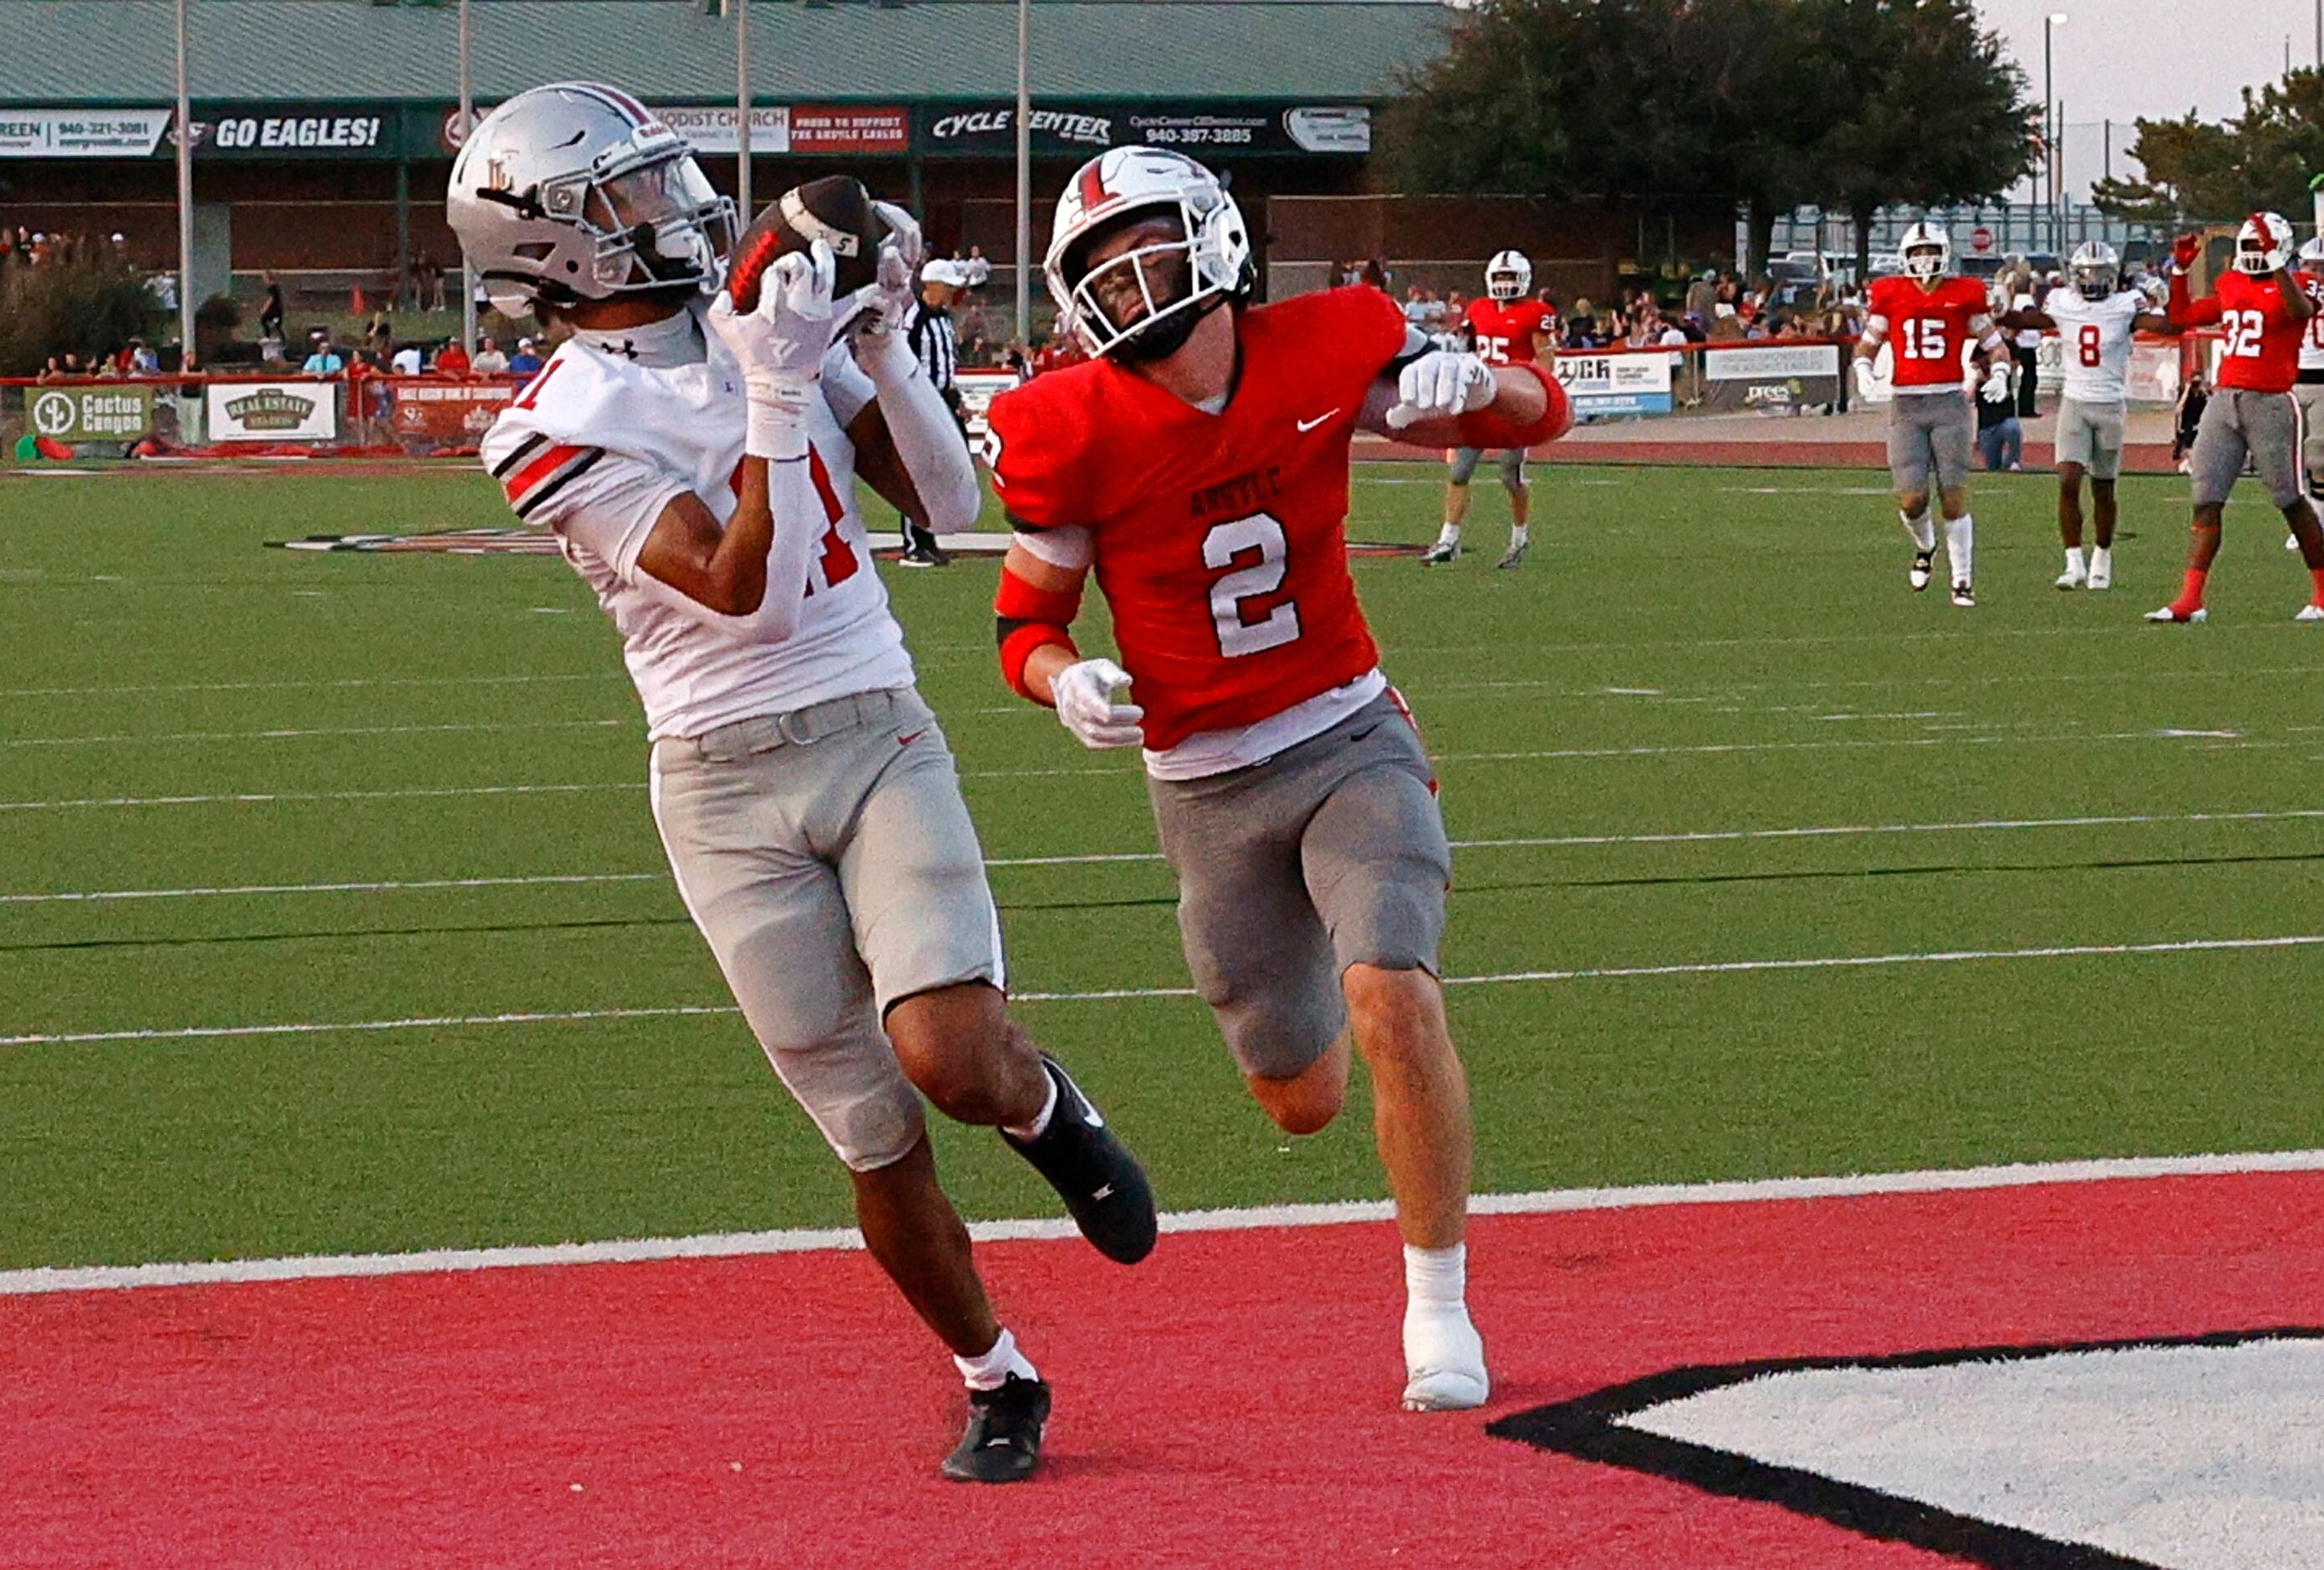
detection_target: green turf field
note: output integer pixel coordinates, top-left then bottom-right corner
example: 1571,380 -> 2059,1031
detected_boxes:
2,460 -> 2317,1272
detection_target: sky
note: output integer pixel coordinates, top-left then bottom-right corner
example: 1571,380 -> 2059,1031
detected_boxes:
1976,0 -> 2321,196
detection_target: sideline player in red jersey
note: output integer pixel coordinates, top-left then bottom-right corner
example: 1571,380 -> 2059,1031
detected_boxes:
981,146 -> 1572,1413
1423,249 -> 1556,568
1855,221 -> 2014,607
2145,214 -> 2324,623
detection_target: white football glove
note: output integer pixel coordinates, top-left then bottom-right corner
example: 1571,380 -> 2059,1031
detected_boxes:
1852,356 -> 1879,403
1384,349 -> 1497,431
1051,657 -> 1144,750
708,240 -> 837,457
849,201 -> 925,385
1980,363 -> 2013,404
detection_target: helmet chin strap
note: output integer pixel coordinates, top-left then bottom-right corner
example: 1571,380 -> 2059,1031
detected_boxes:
628,222 -> 707,285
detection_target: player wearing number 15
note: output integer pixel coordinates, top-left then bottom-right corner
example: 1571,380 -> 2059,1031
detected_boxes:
1854,221 -> 2012,608
986,146 -> 1572,1414
2147,215 -> 2324,624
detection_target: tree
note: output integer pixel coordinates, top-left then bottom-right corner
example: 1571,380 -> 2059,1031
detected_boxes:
2092,69 -> 2324,222
1794,0 -> 2034,280
1381,0 -> 2031,279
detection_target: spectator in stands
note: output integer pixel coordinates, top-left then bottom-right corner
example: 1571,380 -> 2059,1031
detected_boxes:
416,252 -> 445,312
35,355 -> 65,385
471,334 -> 510,376
1976,362 -> 2023,472
1685,270 -> 1717,324
130,339 -> 158,375
1402,284 -> 1440,329
507,337 -> 545,380
259,273 -> 285,343
433,338 -> 471,377
302,330 -> 344,376
390,341 -> 423,375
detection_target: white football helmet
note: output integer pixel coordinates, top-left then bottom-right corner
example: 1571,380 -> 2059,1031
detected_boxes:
2300,237 -> 2324,268
2235,212 -> 2294,275
448,82 -> 736,318
2069,240 -> 2120,302
1485,249 -> 1532,302
1043,146 -> 1252,360
1898,221 -> 1950,283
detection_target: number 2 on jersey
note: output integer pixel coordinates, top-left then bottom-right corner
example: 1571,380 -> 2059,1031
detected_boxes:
1204,512 -> 1301,658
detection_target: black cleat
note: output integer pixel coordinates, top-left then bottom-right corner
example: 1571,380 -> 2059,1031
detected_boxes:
941,1374 -> 1051,1484
1001,1055 -> 1158,1264
1909,550 -> 1934,592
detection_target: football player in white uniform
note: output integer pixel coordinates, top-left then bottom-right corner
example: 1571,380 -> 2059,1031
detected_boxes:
2296,237 -> 2324,507
449,82 -> 1155,1486
1997,241 -> 2171,590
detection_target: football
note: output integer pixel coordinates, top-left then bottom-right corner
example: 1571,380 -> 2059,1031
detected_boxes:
726,176 -> 890,312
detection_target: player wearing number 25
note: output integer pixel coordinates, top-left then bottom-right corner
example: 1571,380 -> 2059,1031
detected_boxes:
2147,214 -> 2324,624
985,146 -> 1571,1414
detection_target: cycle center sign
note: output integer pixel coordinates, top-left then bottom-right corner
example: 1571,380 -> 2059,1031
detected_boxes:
28,385 -> 155,441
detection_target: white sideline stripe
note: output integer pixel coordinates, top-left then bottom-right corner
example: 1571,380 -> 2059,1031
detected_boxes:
0,782 -> 644,813
12,804 -> 2321,893
8,1148 -> 2321,1297
23,803 -> 2321,901
8,934 -> 2318,1047
0,672 -> 620,700
0,717 -> 630,750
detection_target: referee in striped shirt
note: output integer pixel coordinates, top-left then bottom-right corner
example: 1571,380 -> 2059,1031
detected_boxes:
896,258 -> 981,566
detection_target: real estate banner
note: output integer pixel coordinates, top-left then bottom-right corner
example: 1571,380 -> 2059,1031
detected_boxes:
206,381 -> 339,442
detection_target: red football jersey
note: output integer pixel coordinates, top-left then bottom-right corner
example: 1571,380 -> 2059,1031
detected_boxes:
986,285 -> 1409,751
2175,268 -> 2318,394
1867,275 -> 1994,389
1465,297 -> 1553,364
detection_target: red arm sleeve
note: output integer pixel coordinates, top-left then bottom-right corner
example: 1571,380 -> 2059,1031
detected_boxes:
2169,269 -> 2222,329
1452,359 -> 1573,451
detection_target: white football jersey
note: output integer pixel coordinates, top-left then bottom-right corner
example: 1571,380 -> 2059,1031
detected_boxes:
479,307 -> 911,742
2300,293 -> 2324,372
2041,287 -> 2148,405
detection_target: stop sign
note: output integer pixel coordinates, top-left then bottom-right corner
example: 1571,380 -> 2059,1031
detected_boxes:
1970,226 -> 1995,253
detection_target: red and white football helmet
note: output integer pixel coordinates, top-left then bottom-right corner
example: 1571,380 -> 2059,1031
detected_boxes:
2235,212 -> 2294,275
1043,146 -> 1252,360
1485,249 -> 1533,301
1898,221 -> 1950,283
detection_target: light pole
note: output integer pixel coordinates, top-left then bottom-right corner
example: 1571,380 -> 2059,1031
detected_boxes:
1015,0 -> 1031,345
459,0 -> 477,354
173,0 -> 194,364
2044,13 -> 2066,255
735,0 -> 752,222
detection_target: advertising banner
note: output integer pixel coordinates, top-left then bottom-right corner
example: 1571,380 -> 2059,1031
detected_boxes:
653,105 -> 792,156
1552,353 -> 1674,417
206,381 -> 339,442
389,380 -> 513,447
27,385 -> 155,442
0,109 -> 171,158
785,106 -> 912,155
954,370 -> 1020,444
183,105 -> 394,159
1699,342 -> 1843,412
918,101 -> 1370,158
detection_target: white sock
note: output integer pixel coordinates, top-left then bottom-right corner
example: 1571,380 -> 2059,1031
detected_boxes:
1001,1067 -> 1058,1144
1944,513 -> 1974,586
1435,522 -> 1463,548
1899,509 -> 1936,553
2063,546 -> 2086,575
1404,1242 -> 1468,1312
2092,546 -> 2112,571
955,1326 -> 1039,1392
1507,526 -> 1530,549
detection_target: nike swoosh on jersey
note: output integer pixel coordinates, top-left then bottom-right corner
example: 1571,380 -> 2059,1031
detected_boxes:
1297,409 -> 1343,432
897,729 -> 927,747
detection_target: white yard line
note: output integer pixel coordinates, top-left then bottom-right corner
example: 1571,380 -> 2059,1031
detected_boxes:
0,672 -> 621,700
0,718 -> 630,750
6,1147 -> 2319,1297
8,807 -> 2317,904
0,782 -> 645,813
6,933 -> 2315,1048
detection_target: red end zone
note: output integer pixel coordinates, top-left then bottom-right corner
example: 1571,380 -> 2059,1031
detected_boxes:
5,1168 -> 2317,1567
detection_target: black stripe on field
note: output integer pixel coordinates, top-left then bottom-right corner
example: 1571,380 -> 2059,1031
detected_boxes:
1488,1325 -> 2324,1570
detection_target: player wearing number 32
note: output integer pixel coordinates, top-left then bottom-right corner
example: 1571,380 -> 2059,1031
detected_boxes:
1854,221 -> 2013,608
1996,241 -> 2174,591
985,146 -> 1572,1414
452,83 -> 1159,1486
2147,214 -> 2324,624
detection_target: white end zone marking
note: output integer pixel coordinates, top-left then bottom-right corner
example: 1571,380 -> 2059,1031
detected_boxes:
6,1149 -> 2321,1298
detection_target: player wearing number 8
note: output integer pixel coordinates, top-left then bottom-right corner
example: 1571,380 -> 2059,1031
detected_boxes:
2147,215 -> 2324,623
986,145 -> 1572,1414
1996,241 -> 2175,590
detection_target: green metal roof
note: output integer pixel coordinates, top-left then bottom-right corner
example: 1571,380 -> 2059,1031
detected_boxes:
0,0 -> 1451,104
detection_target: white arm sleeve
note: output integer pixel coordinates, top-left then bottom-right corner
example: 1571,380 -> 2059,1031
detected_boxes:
1013,522 -> 1094,571
855,330 -> 981,535
1858,313 -> 1890,349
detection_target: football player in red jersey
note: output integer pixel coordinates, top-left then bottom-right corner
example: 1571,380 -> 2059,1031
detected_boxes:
2145,214 -> 2324,623
1853,221 -> 2014,607
1423,249 -> 1557,568
983,147 -> 1572,1413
